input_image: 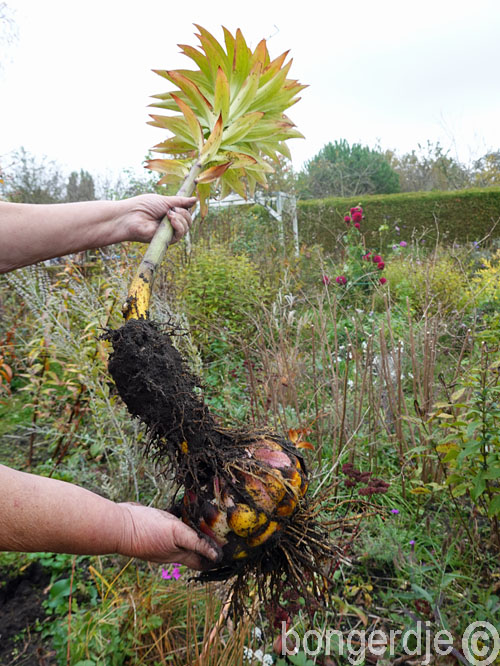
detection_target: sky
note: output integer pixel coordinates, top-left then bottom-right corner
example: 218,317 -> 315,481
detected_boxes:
1,0 -> 500,182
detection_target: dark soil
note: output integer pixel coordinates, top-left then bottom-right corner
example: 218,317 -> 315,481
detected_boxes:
0,562 -> 54,665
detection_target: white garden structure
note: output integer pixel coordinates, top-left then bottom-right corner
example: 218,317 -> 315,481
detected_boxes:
190,191 -> 299,257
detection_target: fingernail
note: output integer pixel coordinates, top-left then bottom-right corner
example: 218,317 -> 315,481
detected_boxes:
208,549 -> 218,561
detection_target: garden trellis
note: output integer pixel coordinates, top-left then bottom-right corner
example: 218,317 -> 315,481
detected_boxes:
190,191 -> 300,257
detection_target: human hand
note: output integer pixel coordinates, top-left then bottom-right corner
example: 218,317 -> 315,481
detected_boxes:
117,502 -> 221,570
116,194 -> 197,244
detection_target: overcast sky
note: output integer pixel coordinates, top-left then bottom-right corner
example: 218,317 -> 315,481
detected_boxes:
1,0 -> 500,181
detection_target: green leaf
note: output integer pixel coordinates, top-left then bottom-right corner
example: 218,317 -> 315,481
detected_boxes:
220,167 -> 247,198
158,69 -> 214,124
231,29 -> 252,93
470,473 -> 486,500
148,114 -> 198,146
229,62 -> 262,120
213,67 -> 230,122
195,24 -> 231,79
411,583 -> 433,603
221,112 -> 264,146
178,43 -> 213,82
488,494 -> 500,517
171,94 -> 204,151
152,137 -> 196,155
147,159 -> 189,179
200,114 -> 224,164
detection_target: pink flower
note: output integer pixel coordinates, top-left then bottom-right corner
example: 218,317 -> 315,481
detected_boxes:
379,277 -> 387,285
322,275 -> 330,285
399,241 -> 407,247
335,275 -> 347,285
344,215 -> 351,223
352,211 -> 362,223
354,222 -> 361,230
377,261 -> 385,270
362,252 -> 371,261
372,255 -> 382,263
161,564 -> 182,581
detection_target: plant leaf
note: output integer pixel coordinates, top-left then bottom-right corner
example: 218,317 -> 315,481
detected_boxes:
196,162 -> 232,184
200,114 -> 224,164
171,93 -> 204,152
221,112 -> 264,146
214,67 -> 230,123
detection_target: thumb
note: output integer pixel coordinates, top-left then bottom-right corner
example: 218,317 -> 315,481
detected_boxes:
172,521 -> 221,563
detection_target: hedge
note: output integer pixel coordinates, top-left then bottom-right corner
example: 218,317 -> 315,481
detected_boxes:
296,188 -> 500,250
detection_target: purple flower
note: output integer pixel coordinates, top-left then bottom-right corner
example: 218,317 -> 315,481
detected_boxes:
409,540 -> 415,545
399,241 -> 407,247
161,564 -> 182,580
391,508 -> 399,514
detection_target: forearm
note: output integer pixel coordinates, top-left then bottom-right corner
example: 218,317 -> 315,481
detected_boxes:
0,200 -> 125,273
0,464 -> 126,555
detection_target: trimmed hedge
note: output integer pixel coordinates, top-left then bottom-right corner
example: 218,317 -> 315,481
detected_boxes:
297,188 -> 500,250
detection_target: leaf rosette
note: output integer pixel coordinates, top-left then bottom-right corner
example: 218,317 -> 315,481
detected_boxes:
146,25 -> 306,216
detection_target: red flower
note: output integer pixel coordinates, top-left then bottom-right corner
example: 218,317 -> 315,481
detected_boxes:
377,261 -> 385,270
352,211 -> 362,222
362,252 -> 371,261
335,275 -> 347,285
322,275 -> 330,285
379,276 -> 387,285
344,215 -> 351,223
354,222 -> 361,230
372,255 -> 382,263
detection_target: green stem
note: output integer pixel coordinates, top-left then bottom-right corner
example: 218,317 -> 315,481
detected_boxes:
123,160 -> 203,319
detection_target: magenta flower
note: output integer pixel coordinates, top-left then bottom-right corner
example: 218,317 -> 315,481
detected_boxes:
377,261 -> 385,270
352,211 -> 362,223
372,254 -> 382,263
391,509 -> 399,514
161,564 -> 182,580
379,277 -> 387,285
344,215 -> 351,223
362,252 -> 371,261
399,241 -> 407,247
335,275 -> 347,285
322,274 -> 330,285
354,222 -> 361,230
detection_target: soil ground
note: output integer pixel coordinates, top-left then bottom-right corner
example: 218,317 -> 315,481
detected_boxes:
0,561 -> 54,665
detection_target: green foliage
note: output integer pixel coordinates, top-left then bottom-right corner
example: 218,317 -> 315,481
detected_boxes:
428,346 -> 500,535
297,187 -> 500,250
384,251 -> 468,314
66,170 -> 96,202
179,243 -> 268,356
1,147 -> 66,203
389,140 -> 471,192
298,139 -> 400,199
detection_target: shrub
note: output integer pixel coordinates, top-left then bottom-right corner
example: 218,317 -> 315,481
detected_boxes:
297,188 -> 500,251
383,252 -> 468,315
179,243 -> 268,356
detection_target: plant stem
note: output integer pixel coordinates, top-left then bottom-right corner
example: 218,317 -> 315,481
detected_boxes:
123,161 -> 203,320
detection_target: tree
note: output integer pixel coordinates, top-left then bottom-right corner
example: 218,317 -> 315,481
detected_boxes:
0,148 -> 66,203
472,151 -> 500,188
66,169 -> 96,202
390,141 -> 471,192
297,139 -> 400,199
